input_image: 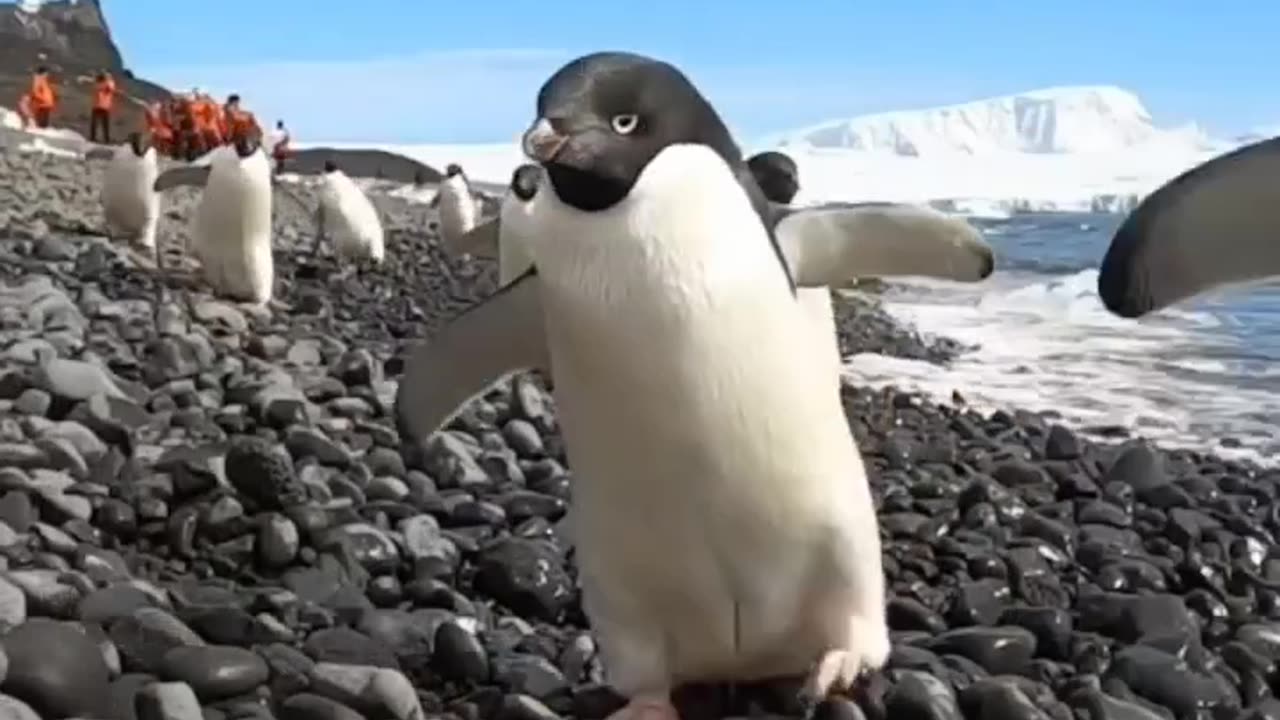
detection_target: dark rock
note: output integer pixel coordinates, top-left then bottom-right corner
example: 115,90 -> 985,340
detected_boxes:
0,618 -> 111,718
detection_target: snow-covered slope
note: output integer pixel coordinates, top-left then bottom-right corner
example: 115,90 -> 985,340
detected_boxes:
769,86 -> 1215,156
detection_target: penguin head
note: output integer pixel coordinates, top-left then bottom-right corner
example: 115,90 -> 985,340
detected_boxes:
323,160 -> 338,174
522,51 -> 737,212
232,128 -> 262,159
445,163 -> 464,179
127,131 -> 151,158
746,151 -> 799,204
510,164 -> 541,202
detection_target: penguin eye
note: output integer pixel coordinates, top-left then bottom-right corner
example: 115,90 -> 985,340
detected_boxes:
610,114 -> 640,135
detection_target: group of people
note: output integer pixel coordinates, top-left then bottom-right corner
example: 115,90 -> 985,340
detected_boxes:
13,64 -> 294,170
142,91 -> 292,167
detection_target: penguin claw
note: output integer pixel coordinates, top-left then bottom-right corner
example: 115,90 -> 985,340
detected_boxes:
799,617 -> 890,704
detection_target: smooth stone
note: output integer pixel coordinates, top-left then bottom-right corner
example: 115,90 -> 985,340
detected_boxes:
0,618 -> 111,718
135,681 -> 203,720
160,645 -> 270,700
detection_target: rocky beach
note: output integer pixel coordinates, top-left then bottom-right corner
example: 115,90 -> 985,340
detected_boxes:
0,135 -> 1275,720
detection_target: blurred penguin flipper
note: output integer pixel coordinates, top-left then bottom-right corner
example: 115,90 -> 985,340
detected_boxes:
777,202 -> 994,287
1097,135 -> 1280,318
394,269 -> 550,444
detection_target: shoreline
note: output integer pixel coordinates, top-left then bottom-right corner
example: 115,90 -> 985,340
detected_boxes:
0,136 -> 1271,720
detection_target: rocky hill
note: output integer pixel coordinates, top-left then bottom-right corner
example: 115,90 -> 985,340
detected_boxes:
0,0 -> 170,140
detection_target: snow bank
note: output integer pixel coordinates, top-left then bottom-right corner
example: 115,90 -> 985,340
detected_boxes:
767,86 -> 1214,157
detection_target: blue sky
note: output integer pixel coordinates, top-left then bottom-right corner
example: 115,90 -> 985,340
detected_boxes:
105,0 -> 1279,144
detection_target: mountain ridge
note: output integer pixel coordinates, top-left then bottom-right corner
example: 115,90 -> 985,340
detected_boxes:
0,0 -> 170,139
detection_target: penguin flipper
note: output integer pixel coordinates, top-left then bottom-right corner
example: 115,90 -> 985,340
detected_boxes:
394,269 -> 549,442
442,217 -> 500,259
154,166 -> 212,192
775,203 -> 994,286
1097,135 -> 1280,318
84,147 -> 114,161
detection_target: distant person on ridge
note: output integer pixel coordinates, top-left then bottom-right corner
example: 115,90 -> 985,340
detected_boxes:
27,66 -> 56,129
224,95 -> 261,143
270,120 -> 292,174
89,70 -> 117,143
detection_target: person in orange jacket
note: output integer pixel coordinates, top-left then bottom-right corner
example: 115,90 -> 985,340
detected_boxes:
195,95 -> 223,151
28,66 -> 56,129
89,70 -> 117,143
224,95 -> 261,145
270,120 -> 292,174
143,101 -> 173,155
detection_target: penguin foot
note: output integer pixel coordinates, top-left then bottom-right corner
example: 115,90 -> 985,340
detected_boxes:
606,694 -> 680,720
800,616 -> 890,702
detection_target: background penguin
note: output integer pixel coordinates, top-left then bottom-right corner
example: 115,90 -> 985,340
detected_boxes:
747,150 -> 799,206
311,159 -> 385,268
85,132 -> 161,255
1097,134 -> 1280,318
397,51 -> 897,720
432,163 -> 482,257
496,164 -> 541,285
153,131 -> 278,306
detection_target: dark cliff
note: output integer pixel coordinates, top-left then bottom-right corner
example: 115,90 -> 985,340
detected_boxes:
0,0 -> 169,138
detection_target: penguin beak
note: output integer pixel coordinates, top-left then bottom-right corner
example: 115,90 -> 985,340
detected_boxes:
522,118 -> 568,163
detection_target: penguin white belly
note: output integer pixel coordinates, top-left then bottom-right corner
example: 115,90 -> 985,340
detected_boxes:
798,286 -> 843,384
528,146 -> 886,689
497,197 -> 536,285
323,175 -> 385,263
102,158 -> 159,247
438,179 -> 478,245
194,156 -> 274,305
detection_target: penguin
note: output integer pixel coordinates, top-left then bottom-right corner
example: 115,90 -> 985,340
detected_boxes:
312,159 -> 386,266
85,132 -> 161,253
1097,134 -> 1280,318
747,150 -> 799,206
432,163 -> 482,258
494,164 -> 542,285
153,130 -> 277,305
396,51 -> 909,719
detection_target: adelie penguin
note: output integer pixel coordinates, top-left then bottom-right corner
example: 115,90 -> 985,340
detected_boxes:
154,131 -> 278,305
311,159 -> 386,268
85,132 -> 161,254
432,163 -> 482,257
153,128 -> 310,306
1097,134 -> 1280,318
393,51 -> 993,720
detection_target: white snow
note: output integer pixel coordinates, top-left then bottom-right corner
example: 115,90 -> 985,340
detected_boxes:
766,86 -> 1208,155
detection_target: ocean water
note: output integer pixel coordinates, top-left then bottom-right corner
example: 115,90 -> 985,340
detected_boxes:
843,212 -> 1280,466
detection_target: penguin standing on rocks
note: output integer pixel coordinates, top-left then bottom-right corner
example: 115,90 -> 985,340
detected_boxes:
395,51 -> 974,720
153,130 -> 280,306
85,132 -> 161,255
1097,134 -> 1280,318
311,159 -> 385,268
432,163 -> 482,257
